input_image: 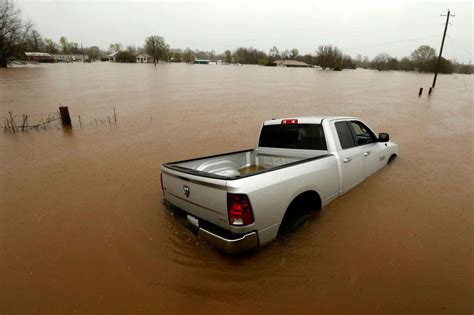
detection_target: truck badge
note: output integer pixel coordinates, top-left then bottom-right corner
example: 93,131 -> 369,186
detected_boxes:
183,185 -> 190,197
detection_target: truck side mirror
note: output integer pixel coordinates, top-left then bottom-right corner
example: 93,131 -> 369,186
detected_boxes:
378,133 -> 389,142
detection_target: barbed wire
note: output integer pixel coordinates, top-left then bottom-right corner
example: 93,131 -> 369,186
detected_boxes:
0,112 -> 57,119
2,107 -> 118,134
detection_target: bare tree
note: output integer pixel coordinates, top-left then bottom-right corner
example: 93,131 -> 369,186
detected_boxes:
297,54 -> 314,65
0,0 -> 33,67
399,57 -> 414,71
315,45 -> 342,70
268,46 -> 280,61
109,43 -> 122,53
70,42 -> 79,54
86,46 -> 101,61
44,38 -> 58,54
126,45 -> 138,55
169,48 -> 182,62
145,35 -> 169,66
267,46 -> 280,64
59,36 -> 70,54
290,48 -> 299,60
371,53 -> 390,71
280,49 -> 290,60
28,29 -> 43,51
182,48 -> 195,63
410,45 -> 436,72
341,54 -> 356,69
224,49 -> 231,63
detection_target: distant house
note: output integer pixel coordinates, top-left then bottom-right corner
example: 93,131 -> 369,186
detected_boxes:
108,52 -> 118,62
136,54 -> 152,63
52,54 -> 89,63
194,59 -> 210,64
273,60 -> 312,68
25,52 -> 54,63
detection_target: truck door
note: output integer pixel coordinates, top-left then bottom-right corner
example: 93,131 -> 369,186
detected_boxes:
348,121 -> 384,177
334,121 -> 364,194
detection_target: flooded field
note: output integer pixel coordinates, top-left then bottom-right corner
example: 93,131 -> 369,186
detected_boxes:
0,63 -> 472,314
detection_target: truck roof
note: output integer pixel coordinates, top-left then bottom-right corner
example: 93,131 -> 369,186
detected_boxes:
263,116 -> 356,125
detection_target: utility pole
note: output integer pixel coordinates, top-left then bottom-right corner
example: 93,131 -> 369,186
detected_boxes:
432,10 -> 454,88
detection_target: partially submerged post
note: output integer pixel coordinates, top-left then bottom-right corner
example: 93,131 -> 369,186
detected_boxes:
8,111 -> 17,133
59,106 -> 72,128
418,88 -> 423,97
21,114 -> 28,131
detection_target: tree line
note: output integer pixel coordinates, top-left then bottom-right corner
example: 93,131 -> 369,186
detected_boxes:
1,0 -> 472,74
355,46 -> 471,74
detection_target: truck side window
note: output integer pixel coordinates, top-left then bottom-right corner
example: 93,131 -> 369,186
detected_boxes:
349,121 -> 377,146
335,121 -> 356,149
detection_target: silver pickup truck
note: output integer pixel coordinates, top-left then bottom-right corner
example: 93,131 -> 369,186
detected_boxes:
161,116 -> 398,254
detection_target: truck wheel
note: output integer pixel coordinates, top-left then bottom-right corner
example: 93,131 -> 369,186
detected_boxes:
279,206 -> 310,235
278,191 -> 321,237
388,154 -> 397,164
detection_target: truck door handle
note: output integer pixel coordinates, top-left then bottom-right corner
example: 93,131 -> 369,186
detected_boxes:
343,158 -> 352,163
364,152 -> 370,156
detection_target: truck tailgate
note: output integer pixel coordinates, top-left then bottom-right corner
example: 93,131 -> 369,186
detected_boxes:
161,169 -> 229,229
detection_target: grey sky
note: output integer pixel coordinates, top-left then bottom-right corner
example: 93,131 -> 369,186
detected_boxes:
18,0 -> 473,62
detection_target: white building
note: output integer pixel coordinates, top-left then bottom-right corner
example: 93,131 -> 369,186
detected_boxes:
108,52 -> 118,62
136,54 -> 152,63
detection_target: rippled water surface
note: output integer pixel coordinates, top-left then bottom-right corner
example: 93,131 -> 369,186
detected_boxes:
0,63 -> 472,314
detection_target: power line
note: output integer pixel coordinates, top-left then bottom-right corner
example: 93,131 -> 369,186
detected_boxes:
341,35 -> 440,52
446,35 -> 473,57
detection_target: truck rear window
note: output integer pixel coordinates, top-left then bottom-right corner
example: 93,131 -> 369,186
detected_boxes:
258,124 -> 327,150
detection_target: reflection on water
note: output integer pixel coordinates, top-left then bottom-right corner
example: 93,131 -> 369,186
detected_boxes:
0,63 -> 472,314
62,127 -> 74,137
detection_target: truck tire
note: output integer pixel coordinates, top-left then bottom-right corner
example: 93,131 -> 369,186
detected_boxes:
388,154 -> 397,164
278,191 -> 321,237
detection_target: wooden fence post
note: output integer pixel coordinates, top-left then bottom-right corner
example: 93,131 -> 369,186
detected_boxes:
59,106 -> 72,128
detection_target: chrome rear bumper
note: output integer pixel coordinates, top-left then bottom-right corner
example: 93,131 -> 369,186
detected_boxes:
199,229 -> 258,255
163,199 -> 259,255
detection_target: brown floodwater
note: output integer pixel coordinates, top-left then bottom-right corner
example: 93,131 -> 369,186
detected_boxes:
0,63 -> 472,314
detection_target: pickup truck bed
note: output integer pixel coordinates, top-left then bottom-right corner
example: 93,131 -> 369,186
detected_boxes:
163,147 -> 329,179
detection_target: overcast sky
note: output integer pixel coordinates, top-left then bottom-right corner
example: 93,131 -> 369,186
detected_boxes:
17,0 -> 473,62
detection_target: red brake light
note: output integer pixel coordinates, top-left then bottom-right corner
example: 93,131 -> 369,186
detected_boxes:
282,119 -> 298,124
227,193 -> 254,226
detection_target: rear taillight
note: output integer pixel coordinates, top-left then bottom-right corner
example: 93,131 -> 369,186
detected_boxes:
282,119 -> 298,124
227,193 -> 254,226
160,173 -> 164,194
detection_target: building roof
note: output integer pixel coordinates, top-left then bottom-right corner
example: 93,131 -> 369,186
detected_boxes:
108,52 -> 118,57
25,52 -> 52,57
273,60 -> 311,67
136,54 -> 151,58
51,54 -> 88,59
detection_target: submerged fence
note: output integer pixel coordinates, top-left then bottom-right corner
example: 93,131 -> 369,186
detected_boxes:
3,111 -> 61,133
3,106 -> 117,134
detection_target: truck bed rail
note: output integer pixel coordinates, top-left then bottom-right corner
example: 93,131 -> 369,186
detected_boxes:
163,150 -> 333,181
